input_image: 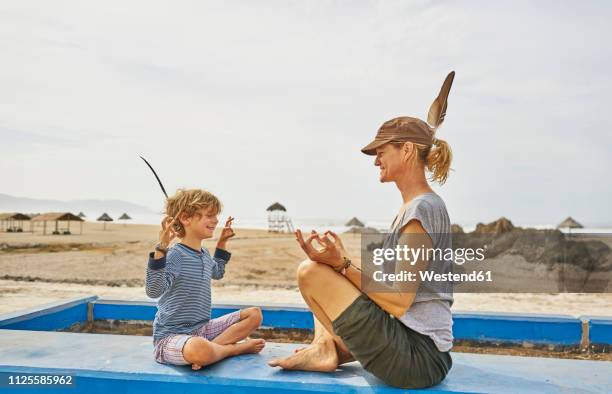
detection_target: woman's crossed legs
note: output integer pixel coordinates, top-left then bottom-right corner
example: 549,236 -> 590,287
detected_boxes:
269,260 -> 361,371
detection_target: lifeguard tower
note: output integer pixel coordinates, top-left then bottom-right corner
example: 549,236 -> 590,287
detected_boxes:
266,202 -> 294,233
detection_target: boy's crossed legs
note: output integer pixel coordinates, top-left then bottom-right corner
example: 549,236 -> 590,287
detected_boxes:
155,307 -> 265,370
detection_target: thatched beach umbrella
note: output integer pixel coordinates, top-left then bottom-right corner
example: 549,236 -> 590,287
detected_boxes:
557,217 -> 583,234
118,213 -> 132,227
78,212 -> 86,218
97,213 -> 113,230
344,226 -> 379,234
345,217 -> 365,227
266,202 -> 287,212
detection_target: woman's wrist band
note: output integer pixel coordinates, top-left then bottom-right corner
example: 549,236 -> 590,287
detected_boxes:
335,256 -> 353,272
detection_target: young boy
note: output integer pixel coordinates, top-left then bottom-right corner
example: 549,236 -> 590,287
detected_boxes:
145,189 -> 265,370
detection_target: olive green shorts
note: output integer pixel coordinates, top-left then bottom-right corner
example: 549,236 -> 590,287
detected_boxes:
332,293 -> 452,389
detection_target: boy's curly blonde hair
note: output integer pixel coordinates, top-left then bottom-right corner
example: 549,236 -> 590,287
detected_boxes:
165,189 -> 222,238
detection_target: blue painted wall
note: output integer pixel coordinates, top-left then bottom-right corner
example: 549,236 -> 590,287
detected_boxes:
92,301 -> 314,330
0,296 -> 97,331
93,301 -> 157,321
92,301 -> 585,345
453,312 -> 582,346
585,316 -> 612,345
2,298 -> 608,346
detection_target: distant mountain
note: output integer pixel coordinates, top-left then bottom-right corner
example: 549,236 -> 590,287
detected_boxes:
0,193 -> 158,217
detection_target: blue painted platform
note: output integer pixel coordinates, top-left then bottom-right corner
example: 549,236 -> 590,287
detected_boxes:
0,329 -> 610,393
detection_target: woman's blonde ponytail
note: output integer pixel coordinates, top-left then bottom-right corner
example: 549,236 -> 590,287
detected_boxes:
426,138 -> 452,184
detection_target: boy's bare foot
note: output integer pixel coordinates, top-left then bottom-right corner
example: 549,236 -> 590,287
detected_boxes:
190,339 -> 265,371
268,340 -> 338,372
234,338 -> 266,355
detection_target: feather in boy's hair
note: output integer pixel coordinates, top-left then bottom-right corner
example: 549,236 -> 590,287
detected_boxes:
165,189 -> 222,238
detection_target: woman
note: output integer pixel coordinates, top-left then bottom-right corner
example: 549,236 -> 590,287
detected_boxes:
268,72 -> 456,389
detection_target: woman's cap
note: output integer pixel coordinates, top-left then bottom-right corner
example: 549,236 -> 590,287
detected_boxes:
361,71 -> 455,156
360,117 -> 434,156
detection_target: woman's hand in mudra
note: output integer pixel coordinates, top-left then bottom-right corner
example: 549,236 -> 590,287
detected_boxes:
294,229 -> 347,271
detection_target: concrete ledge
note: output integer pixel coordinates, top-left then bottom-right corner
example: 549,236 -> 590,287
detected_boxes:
453,312 -> 583,346
92,301 -> 586,345
1,299 -> 607,348
92,300 -> 157,321
0,329 -> 610,393
92,300 -> 314,330
0,295 -> 97,331
582,315 -> 612,347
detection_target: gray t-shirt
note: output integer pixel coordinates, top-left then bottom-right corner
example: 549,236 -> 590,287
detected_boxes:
384,192 -> 454,352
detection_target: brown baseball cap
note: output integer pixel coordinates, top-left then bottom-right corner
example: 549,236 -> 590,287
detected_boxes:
360,116 -> 434,156
361,71 -> 456,156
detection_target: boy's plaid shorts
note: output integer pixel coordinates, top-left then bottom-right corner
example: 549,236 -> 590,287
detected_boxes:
153,310 -> 241,365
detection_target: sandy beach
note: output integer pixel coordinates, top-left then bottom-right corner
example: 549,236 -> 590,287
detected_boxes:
1,221 -> 611,317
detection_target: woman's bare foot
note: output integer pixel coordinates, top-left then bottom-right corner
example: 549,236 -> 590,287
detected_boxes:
268,340 -> 338,372
235,338 -> 266,355
294,335 -> 326,353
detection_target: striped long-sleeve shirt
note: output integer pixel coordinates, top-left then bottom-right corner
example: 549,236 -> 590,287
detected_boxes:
145,243 -> 231,341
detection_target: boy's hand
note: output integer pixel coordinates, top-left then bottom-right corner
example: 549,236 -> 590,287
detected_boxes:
216,216 -> 235,250
158,216 -> 178,248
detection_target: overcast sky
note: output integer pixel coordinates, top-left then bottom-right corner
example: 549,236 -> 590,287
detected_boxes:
1,1 -> 611,226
